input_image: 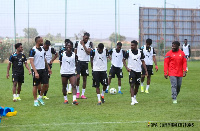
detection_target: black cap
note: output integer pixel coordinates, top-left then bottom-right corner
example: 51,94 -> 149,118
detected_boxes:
45,40 -> 51,45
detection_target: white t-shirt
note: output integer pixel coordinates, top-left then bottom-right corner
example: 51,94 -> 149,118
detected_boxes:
111,48 -> 123,68
92,48 -> 108,71
60,51 -> 76,74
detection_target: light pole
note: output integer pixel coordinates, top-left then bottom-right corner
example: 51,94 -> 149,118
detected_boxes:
164,0 -> 166,56
133,3 -> 141,47
65,0 -> 67,39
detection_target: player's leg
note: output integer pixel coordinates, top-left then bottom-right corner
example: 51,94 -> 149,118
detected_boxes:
38,83 -> 41,96
76,61 -> 81,98
100,72 -> 108,103
106,77 -> 112,93
93,71 -> 101,105
145,75 -> 151,93
43,78 -> 49,99
81,75 -> 87,99
134,84 -> 139,104
130,83 -> 135,105
106,66 -> 115,93
62,76 -> 68,104
177,77 -> 182,96
141,66 -> 146,92
169,76 -> 178,103
12,81 -> 17,102
116,67 -> 123,94
16,82 -> 22,100
69,75 -> 78,105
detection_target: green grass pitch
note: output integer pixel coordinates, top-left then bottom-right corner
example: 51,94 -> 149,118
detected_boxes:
0,61 -> 199,130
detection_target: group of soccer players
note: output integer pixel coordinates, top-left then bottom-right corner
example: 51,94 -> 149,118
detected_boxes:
6,32 -> 189,106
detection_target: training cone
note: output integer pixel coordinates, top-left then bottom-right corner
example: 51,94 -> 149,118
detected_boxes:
6,111 -> 17,117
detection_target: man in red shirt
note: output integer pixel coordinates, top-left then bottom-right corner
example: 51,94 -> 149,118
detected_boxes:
164,41 -> 187,104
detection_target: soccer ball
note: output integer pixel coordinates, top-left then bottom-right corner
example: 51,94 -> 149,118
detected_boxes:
109,88 -> 117,94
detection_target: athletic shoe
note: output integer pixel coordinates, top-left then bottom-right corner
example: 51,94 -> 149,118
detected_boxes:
16,97 -> 21,101
81,95 -> 87,99
97,101 -> 101,105
38,98 -> 45,105
72,100 -> 79,105
173,100 -> 177,104
101,96 -> 105,103
13,97 -> 17,102
76,93 -> 80,99
131,102 -> 135,105
134,99 -> 138,104
105,90 -> 108,93
141,86 -> 144,92
118,91 -> 123,94
43,96 -> 49,100
34,102 -> 40,106
68,90 -> 72,94
145,90 -> 149,94
64,100 -> 68,104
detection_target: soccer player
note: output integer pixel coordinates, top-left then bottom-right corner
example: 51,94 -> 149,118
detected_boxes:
140,38 -> 158,93
59,39 -> 74,94
91,43 -> 109,105
181,39 -> 191,71
164,41 -> 187,104
106,42 -> 125,94
37,40 -> 58,99
123,40 -> 148,105
74,32 -> 93,99
60,40 -> 78,105
6,43 -> 31,101
29,36 -> 52,106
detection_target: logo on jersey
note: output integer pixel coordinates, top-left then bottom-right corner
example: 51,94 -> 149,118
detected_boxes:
66,60 -> 70,64
179,54 -> 182,56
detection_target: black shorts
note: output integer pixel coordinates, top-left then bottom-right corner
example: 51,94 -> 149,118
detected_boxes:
46,64 -> 52,78
32,69 -> 49,86
12,73 -> 24,83
142,65 -> 153,75
61,74 -> 75,79
76,61 -> 89,76
129,70 -> 141,85
109,65 -> 123,78
92,71 -> 108,87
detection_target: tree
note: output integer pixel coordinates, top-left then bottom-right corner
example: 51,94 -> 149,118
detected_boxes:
23,28 -> 38,38
45,33 -> 54,41
74,29 -> 87,40
56,33 -> 62,40
109,32 -> 126,43
0,41 -> 11,63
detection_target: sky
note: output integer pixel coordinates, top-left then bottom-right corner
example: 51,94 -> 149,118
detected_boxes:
0,0 -> 199,39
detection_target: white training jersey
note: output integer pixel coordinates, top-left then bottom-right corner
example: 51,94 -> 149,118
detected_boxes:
29,46 -> 46,70
127,49 -> 142,72
142,45 -> 155,65
60,52 -> 76,74
93,48 -> 107,71
44,46 -> 52,64
77,40 -> 91,61
182,44 -> 190,56
111,48 -> 123,68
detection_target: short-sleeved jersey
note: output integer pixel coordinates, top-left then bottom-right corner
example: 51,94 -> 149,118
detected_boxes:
29,46 -> 46,70
43,46 -> 57,64
9,52 -> 27,74
60,51 -> 76,74
124,49 -> 145,72
75,41 -> 93,61
108,48 -> 125,68
91,48 -> 108,71
140,45 -> 156,65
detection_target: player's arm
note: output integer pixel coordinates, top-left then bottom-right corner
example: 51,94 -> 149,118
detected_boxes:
188,45 -> 191,58
81,40 -> 92,55
164,52 -> 170,79
45,59 -> 52,75
23,55 -> 31,75
141,51 -> 148,76
123,50 -> 131,72
74,41 -> 78,54
152,48 -> 158,72
29,49 -> 39,79
50,48 -> 58,64
6,62 -> 11,79
108,49 -> 112,60
90,49 -> 95,70
183,53 -> 187,77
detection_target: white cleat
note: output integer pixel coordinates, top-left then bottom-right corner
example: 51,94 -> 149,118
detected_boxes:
131,102 -> 135,105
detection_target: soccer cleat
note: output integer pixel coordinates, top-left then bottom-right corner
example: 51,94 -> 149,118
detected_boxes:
141,86 -> 144,92
16,97 -> 21,100
97,101 -> 101,105
81,95 -> 87,99
68,90 -> 72,94
131,102 -> 135,105
64,100 -> 68,104
13,97 -> 17,102
173,100 -> 177,104
76,93 -> 80,99
145,90 -> 149,93
134,99 -> 138,104
34,102 -> 40,106
38,98 -> 45,105
105,89 -> 108,93
118,91 -> 123,94
43,96 -> 49,100
72,100 -> 79,105
101,96 -> 105,103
